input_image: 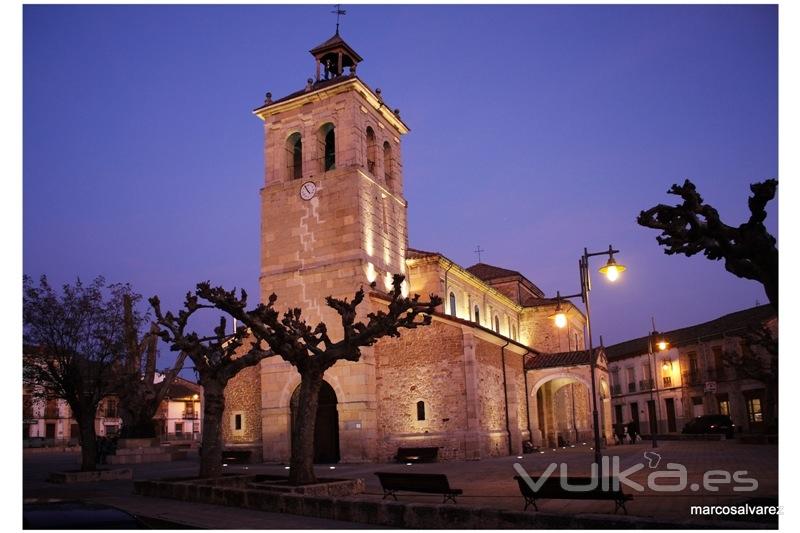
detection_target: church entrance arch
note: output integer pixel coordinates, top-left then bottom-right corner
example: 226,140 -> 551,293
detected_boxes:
530,374 -> 594,448
290,380 -> 340,464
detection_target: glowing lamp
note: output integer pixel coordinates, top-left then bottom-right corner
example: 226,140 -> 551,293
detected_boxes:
598,255 -> 626,282
656,340 -> 669,351
553,312 -> 568,329
662,360 -> 672,372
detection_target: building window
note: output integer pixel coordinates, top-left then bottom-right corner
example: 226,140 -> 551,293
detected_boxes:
320,123 -> 335,171
287,132 -> 303,180
175,422 -> 183,436
474,305 -> 480,324
626,368 -> 636,393
234,413 -> 243,431
511,325 -> 517,341
366,127 -> 376,174
746,397 -> 763,423
449,292 -> 456,317
383,141 -> 393,186
105,399 -> 117,418
494,315 -> 500,333
416,401 -> 426,421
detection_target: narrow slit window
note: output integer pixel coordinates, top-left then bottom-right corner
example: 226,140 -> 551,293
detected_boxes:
416,401 -> 426,421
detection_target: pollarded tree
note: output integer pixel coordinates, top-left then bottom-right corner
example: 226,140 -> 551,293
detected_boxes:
202,274 -> 442,485
637,179 -> 778,309
23,275 -> 139,471
149,290 -> 274,479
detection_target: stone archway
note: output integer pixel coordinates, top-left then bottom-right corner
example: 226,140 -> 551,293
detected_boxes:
290,381 -> 340,464
533,376 -> 593,448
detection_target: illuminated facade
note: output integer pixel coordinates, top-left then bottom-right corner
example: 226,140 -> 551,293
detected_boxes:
222,32 -> 612,462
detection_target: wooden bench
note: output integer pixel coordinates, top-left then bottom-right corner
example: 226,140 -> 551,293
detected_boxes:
221,450 -> 252,464
394,447 -> 439,463
375,472 -> 463,503
514,475 -> 633,514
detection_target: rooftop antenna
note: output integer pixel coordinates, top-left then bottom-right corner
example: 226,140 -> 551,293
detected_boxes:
474,245 -> 485,263
331,4 -> 346,34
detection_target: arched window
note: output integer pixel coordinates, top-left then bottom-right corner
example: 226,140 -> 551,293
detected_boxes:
512,325 -> 517,341
320,123 -> 335,171
416,401 -> 426,421
494,315 -> 500,333
286,132 -> 302,180
366,127 -> 376,174
449,292 -> 457,317
474,305 -> 480,324
383,141 -> 393,187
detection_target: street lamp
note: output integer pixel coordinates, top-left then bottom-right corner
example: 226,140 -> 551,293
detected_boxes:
648,330 -> 669,448
552,245 -> 626,463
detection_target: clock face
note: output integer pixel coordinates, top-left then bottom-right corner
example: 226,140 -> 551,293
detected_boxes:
299,181 -> 317,201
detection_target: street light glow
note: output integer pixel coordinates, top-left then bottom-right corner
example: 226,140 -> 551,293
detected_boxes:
554,312 -> 568,329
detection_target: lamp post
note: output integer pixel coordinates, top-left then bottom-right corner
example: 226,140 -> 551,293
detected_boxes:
551,245 -> 626,464
647,326 -> 669,449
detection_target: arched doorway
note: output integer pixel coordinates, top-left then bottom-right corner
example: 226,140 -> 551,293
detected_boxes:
290,381 -> 340,464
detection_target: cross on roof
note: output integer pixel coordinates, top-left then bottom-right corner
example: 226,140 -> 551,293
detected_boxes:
331,4 -> 346,34
474,245 -> 485,263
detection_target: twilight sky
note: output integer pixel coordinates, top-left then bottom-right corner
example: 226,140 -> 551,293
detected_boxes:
23,4 -> 778,372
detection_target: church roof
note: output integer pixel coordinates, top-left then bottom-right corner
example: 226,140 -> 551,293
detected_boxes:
526,348 -> 602,370
258,75 -> 354,109
605,304 -> 776,362
406,247 -> 439,260
466,262 -> 524,281
467,262 -> 546,300
309,32 -> 363,62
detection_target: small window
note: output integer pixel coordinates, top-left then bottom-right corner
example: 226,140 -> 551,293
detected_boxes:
494,315 -> 500,333
416,401 -> 426,421
366,127 -> 376,174
474,305 -> 480,324
383,141 -> 393,186
286,132 -> 303,180
234,413 -> 243,431
449,292 -> 457,317
320,123 -> 336,171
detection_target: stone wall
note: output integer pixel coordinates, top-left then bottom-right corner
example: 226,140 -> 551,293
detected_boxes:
374,320 -> 469,461
222,355 -> 263,459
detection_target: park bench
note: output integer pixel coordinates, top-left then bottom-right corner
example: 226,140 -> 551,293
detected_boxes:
221,450 -> 252,464
375,472 -> 463,503
513,475 -> 633,514
394,446 -> 439,463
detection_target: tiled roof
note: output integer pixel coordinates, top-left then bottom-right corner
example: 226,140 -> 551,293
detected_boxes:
605,304 -> 776,361
406,247 -> 439,260
257,75 -> 354,110
526,348 -> 602,370
466,262 -> 524,281
157,377 -> 202,400
309,32 -> 363,62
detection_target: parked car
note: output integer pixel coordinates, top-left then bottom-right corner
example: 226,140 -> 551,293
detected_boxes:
681,414 -> 735,438
23,500 -> 148,529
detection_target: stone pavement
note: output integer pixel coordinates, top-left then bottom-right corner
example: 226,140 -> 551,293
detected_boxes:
23,439 -> 778,527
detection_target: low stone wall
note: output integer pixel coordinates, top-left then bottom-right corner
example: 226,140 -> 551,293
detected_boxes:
49,468 -> 132,484
134,478 -> 772,529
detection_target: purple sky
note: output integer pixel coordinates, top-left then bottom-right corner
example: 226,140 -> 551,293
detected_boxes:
23,4 -> 777,373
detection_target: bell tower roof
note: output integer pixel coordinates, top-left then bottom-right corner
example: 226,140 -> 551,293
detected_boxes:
310,32 -> 363,80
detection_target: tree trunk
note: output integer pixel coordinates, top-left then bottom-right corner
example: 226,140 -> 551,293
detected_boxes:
289,372 -> 323,485
78,411 -> 98,472
198,380 -> 226,479
763,275 -> 778,311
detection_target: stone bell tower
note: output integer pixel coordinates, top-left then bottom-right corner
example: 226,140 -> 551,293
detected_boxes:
252,32 -> 410,463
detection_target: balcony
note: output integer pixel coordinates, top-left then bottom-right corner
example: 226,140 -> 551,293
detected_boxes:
183,411 -> 199,420
627,382 -> 636,393
639,379 -> 654,391
611,384 -> 622,396
683,371 -> 703,386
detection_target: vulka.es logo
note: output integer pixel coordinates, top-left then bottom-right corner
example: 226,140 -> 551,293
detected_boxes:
514,452 -> 759,493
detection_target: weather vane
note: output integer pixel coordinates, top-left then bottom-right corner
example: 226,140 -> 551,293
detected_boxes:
332,4 -> 346,34
474,245 -> 485,263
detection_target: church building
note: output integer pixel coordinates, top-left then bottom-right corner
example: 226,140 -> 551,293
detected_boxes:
222,32 -> 614,463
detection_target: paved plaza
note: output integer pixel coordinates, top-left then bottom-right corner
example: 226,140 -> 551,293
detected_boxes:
23,440 -> 778,527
